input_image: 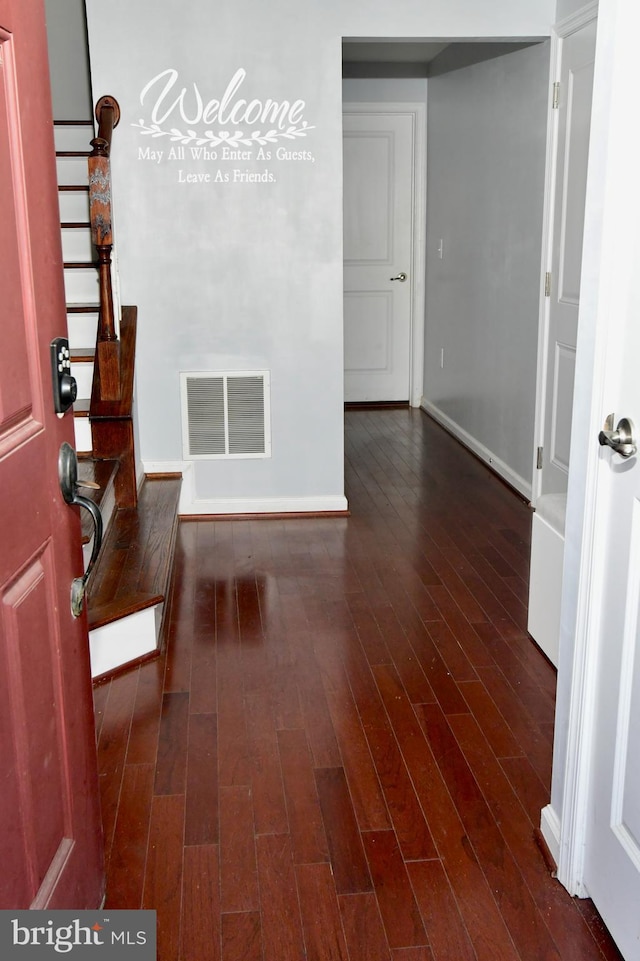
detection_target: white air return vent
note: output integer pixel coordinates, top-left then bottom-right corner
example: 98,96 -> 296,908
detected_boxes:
180,371 -> 271,459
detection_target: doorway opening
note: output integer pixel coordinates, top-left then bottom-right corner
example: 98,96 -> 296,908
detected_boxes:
341,38 -> 555,629
341,37 -> 548,498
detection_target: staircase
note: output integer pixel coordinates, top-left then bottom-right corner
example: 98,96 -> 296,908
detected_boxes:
55,104 -> 181,683
55,119 -> 98,455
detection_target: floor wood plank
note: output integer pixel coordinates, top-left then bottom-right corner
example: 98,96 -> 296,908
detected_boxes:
256,834 -> 306,961
361,830 -> 427,950
180,845 -> 221,961
315,766 -> 373,894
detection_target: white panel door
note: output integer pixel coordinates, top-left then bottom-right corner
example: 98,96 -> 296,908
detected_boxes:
541,21 -> 596,494
582,181 -> 640,961
574,2 -> 640,954
343,112 -> 413,403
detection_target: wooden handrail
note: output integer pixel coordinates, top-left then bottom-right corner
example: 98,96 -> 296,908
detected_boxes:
88,96 -> 121,401
94,95 -> 120,153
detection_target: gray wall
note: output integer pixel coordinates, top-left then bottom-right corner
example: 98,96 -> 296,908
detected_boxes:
44,0 -> 92,120
83,0 -> 555,512
555,0 -> 592,21
423,42 -> 550,496
342,78 -> 428,104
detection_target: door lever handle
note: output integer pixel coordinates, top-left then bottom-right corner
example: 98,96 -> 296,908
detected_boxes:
58,442 -> 104,616
598,416 -> 637,458
390,272 -> 407,282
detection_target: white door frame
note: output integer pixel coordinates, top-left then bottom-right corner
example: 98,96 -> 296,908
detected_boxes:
531,0 -> 599,506
342,101 -> 427,408
540,0 -> 637,898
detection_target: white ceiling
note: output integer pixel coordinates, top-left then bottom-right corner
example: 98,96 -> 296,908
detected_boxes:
342,40 -> 449,63
342,39 -> 542,77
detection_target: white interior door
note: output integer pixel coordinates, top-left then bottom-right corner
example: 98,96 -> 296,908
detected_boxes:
541,20 -> 596,496
343,110 -> 414,403
582,131 -> 640,961
557,1 -> 640,955
584,424 -> 640,952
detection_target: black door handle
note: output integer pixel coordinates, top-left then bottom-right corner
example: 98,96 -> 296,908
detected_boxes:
58,442 -> 104,616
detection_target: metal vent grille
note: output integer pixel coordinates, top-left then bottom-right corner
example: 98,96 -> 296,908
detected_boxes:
181,371 -> 271,459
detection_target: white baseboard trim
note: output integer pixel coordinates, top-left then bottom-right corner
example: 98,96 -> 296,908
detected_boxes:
420,400 -> 532,500
89,603 -> 162,679
540,803 -> 561,867
142,460 -> 349,516
181,493 -> 349,516
142,459 -> 189,476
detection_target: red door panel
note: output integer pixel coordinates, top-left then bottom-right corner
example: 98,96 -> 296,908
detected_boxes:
0,0 -> 104,908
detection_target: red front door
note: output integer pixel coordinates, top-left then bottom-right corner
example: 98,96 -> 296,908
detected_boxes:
0,0 -> 104,908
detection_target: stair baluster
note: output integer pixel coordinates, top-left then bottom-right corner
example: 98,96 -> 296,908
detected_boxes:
88,96 -> 120,402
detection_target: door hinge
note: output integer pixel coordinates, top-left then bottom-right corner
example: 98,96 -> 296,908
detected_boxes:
552,82 -> 560,109
537,446 -> 544,470
545,272 -> 551,297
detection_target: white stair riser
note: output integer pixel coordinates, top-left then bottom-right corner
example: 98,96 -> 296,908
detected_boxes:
54,124 -> 94,152
64,266 -> 99,302
89,604 -> 163,680
73,415 -> 92,454
56,156 -> 89,186
67,312 -> 99,349
71,361 -> 94,400
61,227 -> 94,262
58,190 -> 90,223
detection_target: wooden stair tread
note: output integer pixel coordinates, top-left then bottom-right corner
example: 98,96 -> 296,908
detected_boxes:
70,347 -> 96,362
78,454 -> 118,488
73,398 -> 90,415
64,260 -> 96,268
77,457 -> 119,543
77,456 -> 118,494
58,184 -> 89,192
67,303 -> 99,313
87,476 -> 181,631
88,593 -> 164,627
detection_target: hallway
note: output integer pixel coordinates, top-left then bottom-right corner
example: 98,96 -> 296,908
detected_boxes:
94,408 -> 622,961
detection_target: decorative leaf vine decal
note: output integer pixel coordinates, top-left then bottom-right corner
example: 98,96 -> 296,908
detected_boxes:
131,119 -> 315,147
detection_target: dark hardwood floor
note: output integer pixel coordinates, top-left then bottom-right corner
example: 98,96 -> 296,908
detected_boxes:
94,408 -> 623,961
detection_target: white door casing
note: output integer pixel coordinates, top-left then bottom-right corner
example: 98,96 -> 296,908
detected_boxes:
540,18 -> 597,497
343,105 -> 425,405
544,0 -> 640,957
526,9 -> 598,667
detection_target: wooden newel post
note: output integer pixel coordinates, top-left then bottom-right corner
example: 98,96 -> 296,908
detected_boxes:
87,96 -> 137,508
95,243 -> 116,342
